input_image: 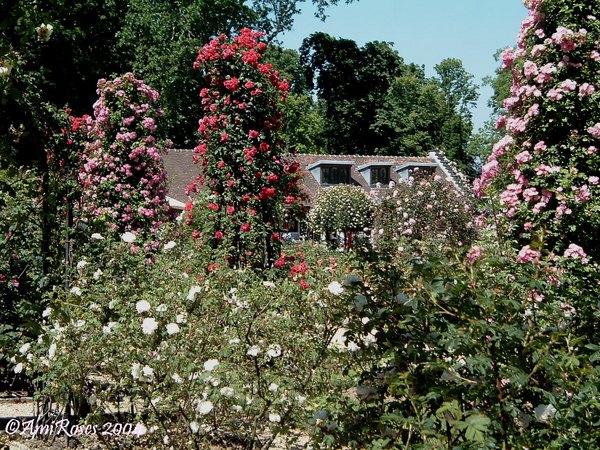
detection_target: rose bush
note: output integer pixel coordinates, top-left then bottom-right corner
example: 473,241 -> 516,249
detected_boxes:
189,29 -> 303,268
310,235 -> 599,448
14,222 -> 355,448
308,184 -> 374,248
475,0 -> 599,262
78,72 -> 171,244
371,173 -> 477,255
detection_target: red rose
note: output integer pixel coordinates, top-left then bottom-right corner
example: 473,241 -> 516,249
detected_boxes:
273,258 -> 285,268
248,130 -> 259,139
192,230 -> 200,239
267,174 -> 278,183
240,223 -> 251,232
226,206 -> 235,215
207,203 -> 219,211
215,231 -> 224,240
298,280 -> 310,290
259,187 -> 276,199
223,77 -> 239,91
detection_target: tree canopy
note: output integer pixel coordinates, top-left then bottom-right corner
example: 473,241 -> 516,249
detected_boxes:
298,32 -> 479,171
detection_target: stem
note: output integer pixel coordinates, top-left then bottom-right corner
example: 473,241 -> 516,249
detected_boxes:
489,341 -> 509,448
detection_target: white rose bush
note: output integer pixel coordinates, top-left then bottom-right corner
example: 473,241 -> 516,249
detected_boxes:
15,225 -> 354,448
308,184 -> 374,248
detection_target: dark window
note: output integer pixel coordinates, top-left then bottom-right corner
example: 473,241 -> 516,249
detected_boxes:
321,166 -> 351,185
370,167 -> 389,186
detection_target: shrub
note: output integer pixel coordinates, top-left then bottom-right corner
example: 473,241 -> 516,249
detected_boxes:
372,174 -> 477,254
189,29 -> 303,268
311,237 -> 600,448
0,167 -> 44,373
308,185 -> 374,248
14,225 -> 354,448
78,72 -> 171,243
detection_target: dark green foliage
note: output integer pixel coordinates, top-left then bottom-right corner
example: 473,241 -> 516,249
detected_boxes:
300,33 -> 403,155
0,168 -> 46,360
300,33 -> 479,171
313,244 -> 600,448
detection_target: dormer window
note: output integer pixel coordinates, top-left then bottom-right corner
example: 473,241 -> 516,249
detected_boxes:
357,162 -> 392,187
307,160 -> 354,186
395,162 -> 439,181
321,166 -> 351,185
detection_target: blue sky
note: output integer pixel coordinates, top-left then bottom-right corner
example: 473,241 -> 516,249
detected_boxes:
279,0 -> 528,130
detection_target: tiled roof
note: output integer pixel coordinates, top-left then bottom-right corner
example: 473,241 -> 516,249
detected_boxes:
162,149 -> 197,205
162,150 -> 462,206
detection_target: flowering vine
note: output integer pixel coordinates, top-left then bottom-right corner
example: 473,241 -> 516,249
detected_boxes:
475,0 -> 599,262
188,29 -> 302,268
78,73 -> 171,243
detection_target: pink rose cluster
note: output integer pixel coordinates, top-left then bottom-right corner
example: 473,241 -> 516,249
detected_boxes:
474,0 -> 599,262
79,73 -> 171,237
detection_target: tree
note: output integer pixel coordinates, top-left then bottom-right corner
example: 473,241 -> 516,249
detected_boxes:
1,0 -> 129,166
281,93 -> 326,153
466,50 -> 514,173
300,33 -> 403,155
433,58 -> 479,173
372,66 -> 447,155
263,47 -> 325,153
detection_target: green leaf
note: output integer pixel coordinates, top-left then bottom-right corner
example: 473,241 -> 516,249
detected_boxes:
464,414 -> 490,443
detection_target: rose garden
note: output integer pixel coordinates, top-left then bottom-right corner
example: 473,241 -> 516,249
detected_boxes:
1,0 -> 599,448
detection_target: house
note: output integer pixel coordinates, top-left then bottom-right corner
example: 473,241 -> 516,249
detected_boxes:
293,150 -> 467,205
162,149 -> 467,238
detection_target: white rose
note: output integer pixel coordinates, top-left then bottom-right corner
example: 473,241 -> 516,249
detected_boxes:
121,231 -> 136,243
142,317 -> 158,335
166,323 -> 180,335
327,281 -> 344,295
197,400 -> 213,415
19,343 -> 31,354
220,387 -> 234,397
136,300 -> 151,313
203,359 -> 219,372
247,345 -> 260,357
